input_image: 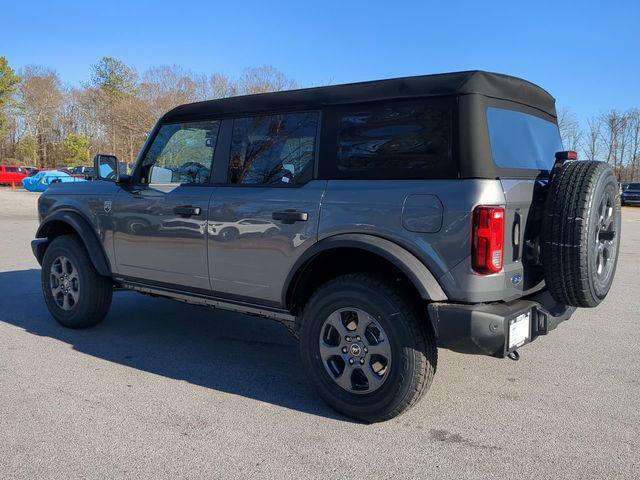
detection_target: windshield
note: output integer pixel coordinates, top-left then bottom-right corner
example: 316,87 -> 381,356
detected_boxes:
487,107 -> 562,171
624,183 -> 640,190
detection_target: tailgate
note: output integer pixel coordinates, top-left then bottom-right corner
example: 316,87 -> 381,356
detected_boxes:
500,178 -> 547,298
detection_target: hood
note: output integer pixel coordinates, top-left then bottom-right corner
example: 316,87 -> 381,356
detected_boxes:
43,180 -> 119,195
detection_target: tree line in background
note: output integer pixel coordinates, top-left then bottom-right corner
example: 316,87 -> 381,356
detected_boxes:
558,107 -> 640,182
0,56 -> 298,168
0,55 -> 639,181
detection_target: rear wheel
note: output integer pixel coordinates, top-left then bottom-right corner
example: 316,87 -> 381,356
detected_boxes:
41,235 -> 113,328
299,274 -> 436,423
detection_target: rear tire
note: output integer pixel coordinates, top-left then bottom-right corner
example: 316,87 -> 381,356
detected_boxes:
41,235 -> 113,328
542,161 -> 621,307
299,273 -> 437,423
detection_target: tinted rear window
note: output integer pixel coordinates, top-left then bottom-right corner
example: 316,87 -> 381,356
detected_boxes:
229,112 -> 318,185
335,100 -> 453,179
487,107 -> 562,171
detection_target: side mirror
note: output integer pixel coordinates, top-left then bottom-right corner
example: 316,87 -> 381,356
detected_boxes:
93,154 -> 119,182
117,173 -> 132,184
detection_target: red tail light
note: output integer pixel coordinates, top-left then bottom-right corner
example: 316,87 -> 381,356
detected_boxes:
555,150 -> 578,161
472,206 -> 505,274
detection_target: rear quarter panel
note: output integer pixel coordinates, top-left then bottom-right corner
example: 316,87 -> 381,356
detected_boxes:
319,179 -> 507,301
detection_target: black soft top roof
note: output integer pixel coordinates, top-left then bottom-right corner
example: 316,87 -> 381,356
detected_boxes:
162,70 -> 556,122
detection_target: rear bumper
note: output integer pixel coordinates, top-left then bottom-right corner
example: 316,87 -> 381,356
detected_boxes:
428,290 -> 575,358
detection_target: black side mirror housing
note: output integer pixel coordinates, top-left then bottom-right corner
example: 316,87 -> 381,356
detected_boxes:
117,173 -> 132,184
93,154 -> 120,182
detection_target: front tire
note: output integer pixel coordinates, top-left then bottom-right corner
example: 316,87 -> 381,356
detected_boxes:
41,235 -> 113,328
299,274 -> 436,423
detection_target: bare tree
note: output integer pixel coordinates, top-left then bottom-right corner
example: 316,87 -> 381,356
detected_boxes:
601,110 -> 624,174
626,109 -> 640,181
237,66 -> 298,95
140,65 -> 199,119
70,87 -> 108,156
114,93 -> 154,163
557,107 -> 582,152
17,66 -> 63,167
207,73 -> 238,99
584,116 -> 602,161
617,114 -> 630,180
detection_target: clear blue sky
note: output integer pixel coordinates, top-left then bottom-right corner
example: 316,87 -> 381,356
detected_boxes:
2,0 -> 638,120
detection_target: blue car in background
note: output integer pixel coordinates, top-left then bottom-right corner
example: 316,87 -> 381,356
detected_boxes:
22,170 -> 86,192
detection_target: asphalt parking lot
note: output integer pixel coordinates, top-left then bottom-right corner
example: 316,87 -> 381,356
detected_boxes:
0,188 -> 638,479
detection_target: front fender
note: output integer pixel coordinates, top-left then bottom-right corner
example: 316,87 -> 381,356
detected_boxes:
35,210 -> 112,277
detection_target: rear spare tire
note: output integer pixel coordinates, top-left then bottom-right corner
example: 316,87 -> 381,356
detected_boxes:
542,160 -> 621,307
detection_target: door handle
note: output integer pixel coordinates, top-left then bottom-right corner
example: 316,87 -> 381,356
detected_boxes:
272,210 -> 308,224
174,205 -> 202,217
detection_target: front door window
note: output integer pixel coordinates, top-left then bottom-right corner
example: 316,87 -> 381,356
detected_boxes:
142,121 -> 221,185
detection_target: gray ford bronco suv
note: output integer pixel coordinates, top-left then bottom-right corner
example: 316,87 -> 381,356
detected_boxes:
32,71 -> 621,422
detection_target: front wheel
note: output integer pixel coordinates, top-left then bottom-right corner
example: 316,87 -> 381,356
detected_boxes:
299,274 -> 437,423
41,235 -> 113,328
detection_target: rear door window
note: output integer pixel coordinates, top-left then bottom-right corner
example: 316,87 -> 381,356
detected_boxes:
228,112 -> 318,185
334,100 -> 454,179
487,107 -> 562,171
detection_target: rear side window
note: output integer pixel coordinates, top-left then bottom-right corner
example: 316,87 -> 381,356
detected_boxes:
229,112 -> 318,185
335,100 -> 453,179
487,107 -> 562,171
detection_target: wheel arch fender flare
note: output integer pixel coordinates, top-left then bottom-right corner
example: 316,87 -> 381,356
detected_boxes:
283,233 -> 448,308
35,210 -> 112,277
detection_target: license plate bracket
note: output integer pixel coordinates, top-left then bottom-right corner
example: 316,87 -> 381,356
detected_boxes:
508,311 -> 531,350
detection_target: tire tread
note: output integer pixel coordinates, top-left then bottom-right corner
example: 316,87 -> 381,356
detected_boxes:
542,161 -> 617,307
